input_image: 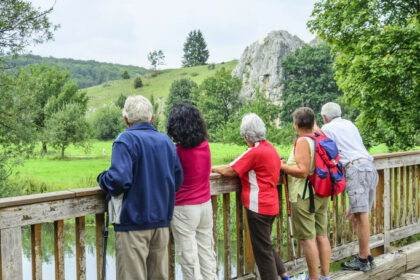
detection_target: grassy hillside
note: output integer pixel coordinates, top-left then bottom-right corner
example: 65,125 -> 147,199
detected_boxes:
86,60 -> 237,113
7,54 -> 148,89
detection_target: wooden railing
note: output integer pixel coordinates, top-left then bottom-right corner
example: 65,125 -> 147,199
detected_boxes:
0,151 -> 419,279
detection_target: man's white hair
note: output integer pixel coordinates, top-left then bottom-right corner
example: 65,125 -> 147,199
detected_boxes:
122,95 -> 153,124
240,113 -> 266,143
321,102 -> 342,121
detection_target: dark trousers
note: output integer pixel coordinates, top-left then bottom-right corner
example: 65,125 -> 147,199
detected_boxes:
246,208 -> 286,280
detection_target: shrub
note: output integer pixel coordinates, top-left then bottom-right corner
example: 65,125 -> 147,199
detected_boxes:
190,72 -> 199,77
148,71 -> 160,78
116,94 -> 127,109
91,106 -> 126,140
207,63 -> 215,70
121,70 -> 130,79
165,79 -> 198,115
134,76 -> 143,89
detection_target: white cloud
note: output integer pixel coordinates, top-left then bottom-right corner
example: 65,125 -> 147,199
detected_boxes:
28,0 -> 316,68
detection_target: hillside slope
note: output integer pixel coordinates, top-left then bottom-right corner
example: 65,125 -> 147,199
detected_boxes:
7,54 -> 148,89
86,60 -> 237,113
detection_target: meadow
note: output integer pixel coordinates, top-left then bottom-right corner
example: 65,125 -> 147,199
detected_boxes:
10,140 -> 292,194
86,60 -> 237,114
8,140 -> 396,197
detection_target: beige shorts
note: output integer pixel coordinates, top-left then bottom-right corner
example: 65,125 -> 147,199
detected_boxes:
291,194 -> 329,240
345,161 -> 378,213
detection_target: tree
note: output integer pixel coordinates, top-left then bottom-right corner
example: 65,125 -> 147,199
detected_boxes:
280,43 -> 342,123
165,79 -> 198,116
12,64 -> 88,153
195,68 -> 242,137
0,0 -> 58,66
218,87 -> 281,144
134,76 -> 143,88
0,74 -> 36,195
91,106 -> 126,140
45,103 -> 91,157
147,50 -> 165,71
182,30 -> 210,67
0,0 -> 57,191
121,70 -> 130,79
116,94 -> 127,109
308,0 -> 419,150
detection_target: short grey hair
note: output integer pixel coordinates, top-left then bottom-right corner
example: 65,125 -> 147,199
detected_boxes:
122,95 -> 153,124
321,102 -> 342,121
240,113 -> 266,143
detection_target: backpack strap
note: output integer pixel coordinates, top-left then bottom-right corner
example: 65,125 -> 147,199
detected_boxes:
302,178 -> 315,213
328,166 -> 335,201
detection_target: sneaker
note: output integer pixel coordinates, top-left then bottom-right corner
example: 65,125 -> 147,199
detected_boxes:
368,255 -> 376,269
341,255 -> 371,271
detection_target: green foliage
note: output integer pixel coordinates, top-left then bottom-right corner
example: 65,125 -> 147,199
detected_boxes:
147,50 -> 165,71
0,0 -> 57,189
150,94 -> 161,130
182,29 -> 210,67
308,0 -> 419,150
280,43 -> 342,123
12,64 -> 88,152
0,74 -> 36,153
116,94 -> 127,109
7,54 -> 148,88
214,88 -> 291,145
45,103 -> 91,157
134,76 -> 143,89
195,68 -> 242,138
165,78 -> 198,116
91,106 -> 126,141
207,63 -> 216,70
0,0 -> 57,65
121,70 -> 130,79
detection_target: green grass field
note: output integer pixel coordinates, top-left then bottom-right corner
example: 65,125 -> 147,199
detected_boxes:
86,60 -> 237,114
10,140 -> 291,194
8,139 -> 406,197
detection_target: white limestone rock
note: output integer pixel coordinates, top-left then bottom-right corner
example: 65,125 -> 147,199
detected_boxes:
232,30 -> 305,104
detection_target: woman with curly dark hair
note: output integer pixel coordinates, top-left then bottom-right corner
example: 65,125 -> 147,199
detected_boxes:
167,103 -> 217,280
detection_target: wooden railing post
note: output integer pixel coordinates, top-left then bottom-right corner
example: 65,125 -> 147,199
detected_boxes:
76,216 -> 86,280
235,192 -> 244,277
95,214 -> 105,280
211,196 -> 218,274
0,227 -> 22,280
372,169 -> 385,256
223,193 -> 231,279
383,168 -> 391,253
244,210 -> 255,273
54,220 -> 65,280
31,224 -> 42,280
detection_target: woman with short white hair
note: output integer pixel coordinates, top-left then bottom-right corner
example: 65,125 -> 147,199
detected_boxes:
212,113 -> 289,280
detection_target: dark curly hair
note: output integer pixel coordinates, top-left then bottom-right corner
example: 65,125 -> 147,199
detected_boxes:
167,103 -> 207,148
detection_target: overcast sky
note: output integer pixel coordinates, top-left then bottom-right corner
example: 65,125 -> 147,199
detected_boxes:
29,0 -> 317,69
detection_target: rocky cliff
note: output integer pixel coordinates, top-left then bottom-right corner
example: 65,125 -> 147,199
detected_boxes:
232,30 -> 305,104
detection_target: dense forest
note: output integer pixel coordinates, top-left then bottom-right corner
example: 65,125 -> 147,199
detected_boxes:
5,54 -> 148,88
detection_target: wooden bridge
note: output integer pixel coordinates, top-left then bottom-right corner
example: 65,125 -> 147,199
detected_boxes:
0,151 -> 419,279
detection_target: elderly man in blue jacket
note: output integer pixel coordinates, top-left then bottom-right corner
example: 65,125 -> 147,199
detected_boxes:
98,95 -> 183,280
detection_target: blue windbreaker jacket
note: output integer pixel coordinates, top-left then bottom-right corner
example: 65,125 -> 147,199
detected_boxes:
98,122 -> 183,231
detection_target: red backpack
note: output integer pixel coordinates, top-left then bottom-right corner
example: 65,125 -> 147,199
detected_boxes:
294,132 -> 346,213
